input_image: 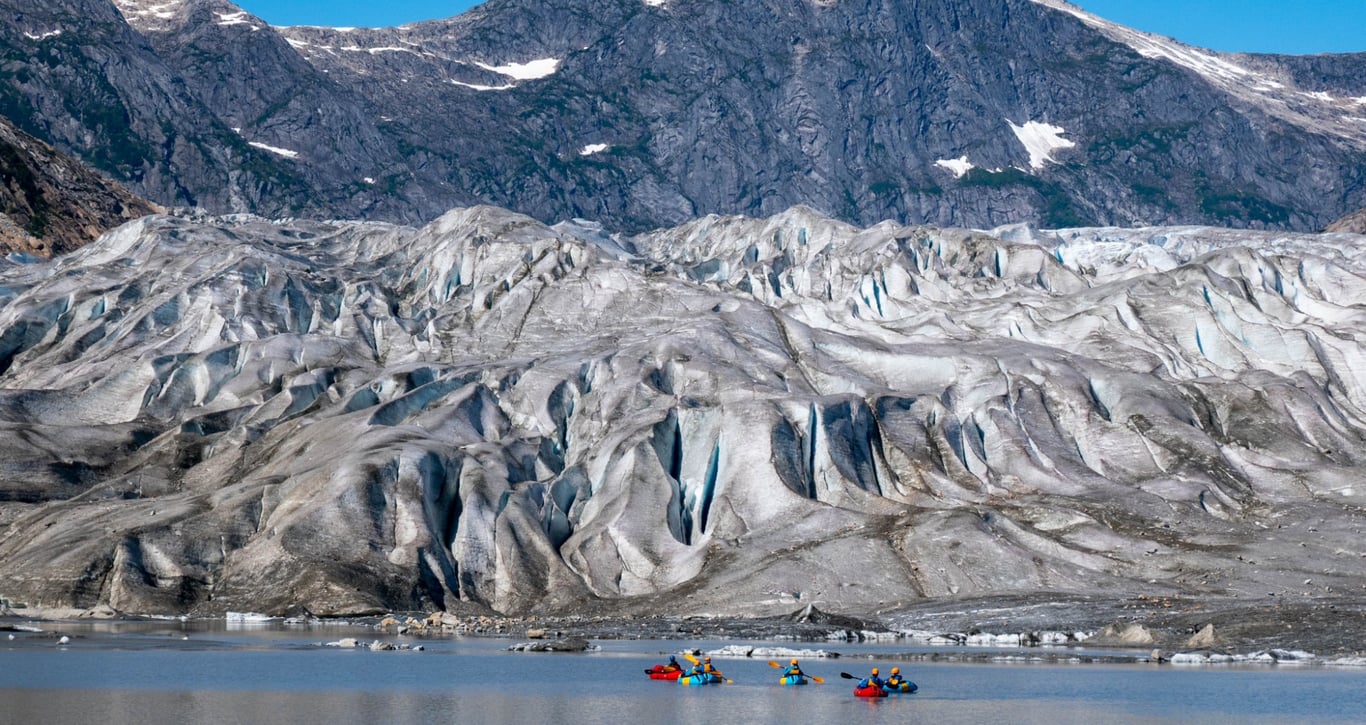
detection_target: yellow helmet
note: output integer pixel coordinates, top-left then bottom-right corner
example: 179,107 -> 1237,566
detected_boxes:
891,667 -> 900,674
790,659 -> 799,665
871,668 -> 879,675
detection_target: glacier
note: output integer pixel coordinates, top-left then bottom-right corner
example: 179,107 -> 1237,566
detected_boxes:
1,205 -> 1365,620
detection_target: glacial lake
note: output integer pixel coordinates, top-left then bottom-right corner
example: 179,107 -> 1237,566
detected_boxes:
3,622 -> 1365,724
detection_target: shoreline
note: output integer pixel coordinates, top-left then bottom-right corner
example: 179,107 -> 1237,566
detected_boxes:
7,593 -> 1366,668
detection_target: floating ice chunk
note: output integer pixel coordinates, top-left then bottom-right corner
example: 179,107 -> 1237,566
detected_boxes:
705,645 -> 838,658
1007,120 -> 1075,170
248,141 -> 300,159
475,58 -> 561,80
967,632 -> 1023,647
226,611 -> 277,622
935,156 -> 975,178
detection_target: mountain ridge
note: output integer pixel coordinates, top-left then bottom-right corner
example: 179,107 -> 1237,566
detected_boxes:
2,0 -> 1364,232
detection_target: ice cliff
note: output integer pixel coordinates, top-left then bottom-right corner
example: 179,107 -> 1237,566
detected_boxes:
2,206 -> 1365,617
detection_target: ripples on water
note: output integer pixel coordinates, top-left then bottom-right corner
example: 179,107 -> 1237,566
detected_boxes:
3,624 -> 1364,724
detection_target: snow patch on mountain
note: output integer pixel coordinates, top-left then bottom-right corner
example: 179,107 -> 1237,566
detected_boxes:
580,144 -> 611,156
113,0 -> 184,31
475,58 -> 561,81
1007,120 -> 1075,170
339,45 -> 424,56
935,156 -> 976,178
248,141 -> 300,159
450,80 -> 515,92
22,30 -> 63,41
216,12 -> 261,31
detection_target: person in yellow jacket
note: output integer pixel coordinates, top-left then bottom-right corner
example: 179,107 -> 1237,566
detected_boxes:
884,666 -> 910,691
857,667 -> 885,690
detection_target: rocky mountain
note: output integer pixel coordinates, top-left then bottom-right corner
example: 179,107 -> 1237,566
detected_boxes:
2,205 -> 1366,618
2,0 -> 1366,233
0,114 -> 160,257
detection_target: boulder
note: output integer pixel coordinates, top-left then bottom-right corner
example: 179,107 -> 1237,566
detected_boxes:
1096,623 -> 1157,645
1185,624 -> 1220,648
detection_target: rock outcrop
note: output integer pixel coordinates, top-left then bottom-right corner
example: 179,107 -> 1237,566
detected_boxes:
0,115 -> 159,257
2,205 -> 1366,617
1326,208 -> 1366,234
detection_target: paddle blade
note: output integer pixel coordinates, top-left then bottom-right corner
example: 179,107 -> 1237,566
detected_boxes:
768,661 -> 782,668
684,653 -> 700,665
840,672 -> 857,679
811,675 -> 825,684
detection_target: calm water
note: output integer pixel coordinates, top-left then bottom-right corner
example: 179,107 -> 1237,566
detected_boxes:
2,624 -> 1364,725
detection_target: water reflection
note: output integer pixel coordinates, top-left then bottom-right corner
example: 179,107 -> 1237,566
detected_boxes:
4,634 -> 1365,725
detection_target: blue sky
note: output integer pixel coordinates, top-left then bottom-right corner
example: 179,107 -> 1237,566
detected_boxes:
233,1 -> 1366,55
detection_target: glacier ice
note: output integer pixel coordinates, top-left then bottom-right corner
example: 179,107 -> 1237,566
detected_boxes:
2,207 -> 1366,618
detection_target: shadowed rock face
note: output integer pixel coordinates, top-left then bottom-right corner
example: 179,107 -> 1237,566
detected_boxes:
4,0 -> 1366,231
2,205 -> 1365,617
0,115 -> 160,257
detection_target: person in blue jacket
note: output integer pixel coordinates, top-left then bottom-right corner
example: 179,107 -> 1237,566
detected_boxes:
857,667 -> 885,690
884,666 -> 913,691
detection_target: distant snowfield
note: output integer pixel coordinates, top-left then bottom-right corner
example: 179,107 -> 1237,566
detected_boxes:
450,80 -> 515,91
112,0 -> 185,27
935,156 -> 976,178
247,141 -> 300,159
475,58 -> 561,80
215,12 -> 260,30
1007,120 -> 1075,170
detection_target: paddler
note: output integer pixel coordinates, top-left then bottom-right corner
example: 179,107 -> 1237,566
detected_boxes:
689,656 -> 722,680
884,666 -> 909,690
857,667 -> 885,690
781,658 -> 806,682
